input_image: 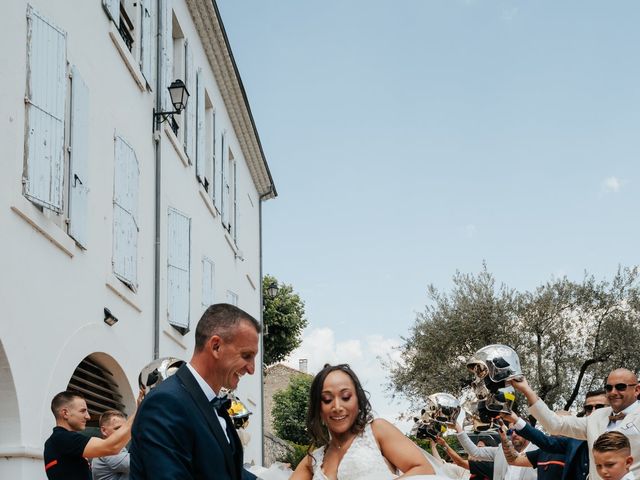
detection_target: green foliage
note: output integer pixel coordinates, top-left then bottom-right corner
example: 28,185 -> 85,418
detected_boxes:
263,274 -> 308,366
276,441 -> 310,469
272,374 -> 313,445
388,265 -> 640,411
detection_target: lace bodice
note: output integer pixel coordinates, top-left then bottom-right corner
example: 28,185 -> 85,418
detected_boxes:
310,422 -> 398,480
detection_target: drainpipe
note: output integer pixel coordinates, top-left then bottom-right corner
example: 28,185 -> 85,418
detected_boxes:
258,185 -> 273,465
152,1 -> 164,360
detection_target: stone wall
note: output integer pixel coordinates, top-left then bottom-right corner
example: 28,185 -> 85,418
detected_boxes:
263,431 -> 294,467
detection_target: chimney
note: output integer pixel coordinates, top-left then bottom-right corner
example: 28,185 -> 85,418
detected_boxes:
299,359 -> 308,374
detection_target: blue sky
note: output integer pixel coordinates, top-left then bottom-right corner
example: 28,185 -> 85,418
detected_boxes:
217,0 -> 640,427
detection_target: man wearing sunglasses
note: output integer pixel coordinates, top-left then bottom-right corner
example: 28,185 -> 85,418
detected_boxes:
510,369 -> 640,480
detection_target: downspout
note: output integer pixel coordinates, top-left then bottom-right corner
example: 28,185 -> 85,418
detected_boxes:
258,185 -> 274,465
152,1 -> 164,360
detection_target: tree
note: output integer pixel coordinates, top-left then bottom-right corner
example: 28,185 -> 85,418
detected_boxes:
263,274 -> 308,366
387,265 -> 520,402
388,265 -> 640,412
272,374 -> 313,445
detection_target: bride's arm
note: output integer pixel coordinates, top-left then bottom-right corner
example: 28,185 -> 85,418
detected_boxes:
290,454 -> 313,480
371,419 -> 435,477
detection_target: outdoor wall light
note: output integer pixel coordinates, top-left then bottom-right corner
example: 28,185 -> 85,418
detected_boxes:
153,79 -> 190,132
104,307 -> 119,327
267,281 -> 279,299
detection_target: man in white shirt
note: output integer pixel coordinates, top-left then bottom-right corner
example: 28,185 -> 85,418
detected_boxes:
510,368 -> 640,480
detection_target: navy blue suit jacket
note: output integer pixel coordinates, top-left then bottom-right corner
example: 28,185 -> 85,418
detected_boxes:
518,423 -> 589,480
130,365 -> 256,480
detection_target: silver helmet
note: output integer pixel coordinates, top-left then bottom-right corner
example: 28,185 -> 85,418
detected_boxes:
424,393 -> 462,426
466,344 -> 523,383
138,357 -> 185,393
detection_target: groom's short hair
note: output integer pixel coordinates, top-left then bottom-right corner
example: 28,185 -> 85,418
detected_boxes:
194,303 -> 259,350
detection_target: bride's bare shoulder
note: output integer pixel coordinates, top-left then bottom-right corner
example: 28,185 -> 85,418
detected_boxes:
290,453 -> 314,480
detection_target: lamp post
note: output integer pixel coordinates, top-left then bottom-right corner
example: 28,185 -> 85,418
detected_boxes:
153,79 -> 190,134
266,281 -> 279,299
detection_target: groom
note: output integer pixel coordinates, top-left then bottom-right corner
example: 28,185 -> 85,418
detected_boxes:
130,304 -> 260,479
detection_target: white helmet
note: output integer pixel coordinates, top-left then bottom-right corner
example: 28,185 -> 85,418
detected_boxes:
424,393 -> 461,426
466,344 -> 523,383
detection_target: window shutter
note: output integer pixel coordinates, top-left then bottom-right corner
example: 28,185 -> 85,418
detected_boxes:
195,68 -> 205,184
68,66 -> 90,248
102,0 -> 119,24
167,208 -> 191,330
24,6 -> 66,212
209,110 -> 216,203
184,40 -> 195,162
140,0 -> 154,86
201,257 -> 214,308
160,0 -> 173,112
113,136 -> 139,289
232,160 -> 238,243
220,134 -> 228,227
214,124 -> 222,211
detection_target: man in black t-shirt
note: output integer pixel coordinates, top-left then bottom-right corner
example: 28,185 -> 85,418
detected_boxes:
44,391 -> 141,480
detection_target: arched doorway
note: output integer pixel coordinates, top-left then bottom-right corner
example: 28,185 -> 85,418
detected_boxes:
0,339 -> 20,447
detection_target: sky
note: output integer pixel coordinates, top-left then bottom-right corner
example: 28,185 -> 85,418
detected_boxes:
216,0 -> 640,430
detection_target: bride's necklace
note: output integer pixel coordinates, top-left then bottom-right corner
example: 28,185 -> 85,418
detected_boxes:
329,434 -> 355,451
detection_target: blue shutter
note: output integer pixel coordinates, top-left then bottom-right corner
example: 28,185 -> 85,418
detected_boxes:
160,0 -> 173,112
113,136 -> 139,289
24,6 -> 66,212
168,208 -> 191,330
68,66 -> 90,248
201,257 -> 214,308
102,0 -> 119,24
195,68 -> 205,184
140,0 -> 154,86
184,40 -> 195,162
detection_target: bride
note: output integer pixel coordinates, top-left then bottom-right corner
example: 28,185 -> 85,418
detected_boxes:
290,364 -> 437,480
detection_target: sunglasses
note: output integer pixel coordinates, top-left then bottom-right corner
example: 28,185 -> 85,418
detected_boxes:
583,404 -> 606,413
604,383 -> 638,393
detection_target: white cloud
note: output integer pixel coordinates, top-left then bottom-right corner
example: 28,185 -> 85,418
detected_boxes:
602,176 -> 624,193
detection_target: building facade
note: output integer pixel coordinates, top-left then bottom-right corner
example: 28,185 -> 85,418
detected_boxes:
0,0 -> 275,477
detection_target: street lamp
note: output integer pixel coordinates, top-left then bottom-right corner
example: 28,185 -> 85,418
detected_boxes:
267,281 -> 279,299
153,79 -> 190,133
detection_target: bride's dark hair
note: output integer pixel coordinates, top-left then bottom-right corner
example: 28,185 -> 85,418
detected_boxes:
306,363 -> 373,454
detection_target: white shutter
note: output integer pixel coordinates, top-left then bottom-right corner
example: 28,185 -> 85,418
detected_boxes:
184,40 -> 195,162
195,69 -> 205,184
160,0 -> 173,112
201,257 -> 214,308
167,208 -> 191,330
221,134 -> 228,227
209,110 -> 216,202
68,66 -> 90,248
113,136 -> 139,289
24,7 -> 66,212
213,123 -> 222,211
140,0 -> 153,86
232,160 -> 238,243
102,0 -> 119,24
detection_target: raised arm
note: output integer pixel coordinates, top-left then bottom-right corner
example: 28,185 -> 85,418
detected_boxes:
436,436 -> 469,470
499,424 -> 532,468
455,424 -> 497,461
372,419 -> 435,477
500,410 -> 568,454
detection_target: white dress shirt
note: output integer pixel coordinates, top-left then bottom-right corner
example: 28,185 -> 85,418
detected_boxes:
186,363 -> 230,442
607,401 -> 640,431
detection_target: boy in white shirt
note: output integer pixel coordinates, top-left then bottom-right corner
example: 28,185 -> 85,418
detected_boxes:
593,431 -> 635,480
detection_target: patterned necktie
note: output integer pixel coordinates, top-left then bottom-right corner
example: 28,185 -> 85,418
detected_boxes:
609,411 -> 627,423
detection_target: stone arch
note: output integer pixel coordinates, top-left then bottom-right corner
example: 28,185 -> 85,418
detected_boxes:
0,338 -> 20,447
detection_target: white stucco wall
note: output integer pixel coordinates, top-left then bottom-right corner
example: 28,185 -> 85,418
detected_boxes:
0,1 -> 269,477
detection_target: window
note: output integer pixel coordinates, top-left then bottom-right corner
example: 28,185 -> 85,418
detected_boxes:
201,257 -> 215,310
222,149 -> 238,242
171,14 -> 185,139
226,290 -> 238,307
103,0 -> 154,85
112,136 -> 140,290
23,6 -> 90,248
167,207 -> 191,334
201,92 -> 215,198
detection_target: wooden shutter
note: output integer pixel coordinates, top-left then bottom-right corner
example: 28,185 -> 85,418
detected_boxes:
232,160 -> 238,243
209,110 -> 216,202
195,69 -> 205,184
167,208 -> 191,330
68,66 -> 90,248
220,134 -> 228,227
184,40 -> 195,162
113,136 -> 139,289
24,6 -> 66,212
140,0 -> 154,86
